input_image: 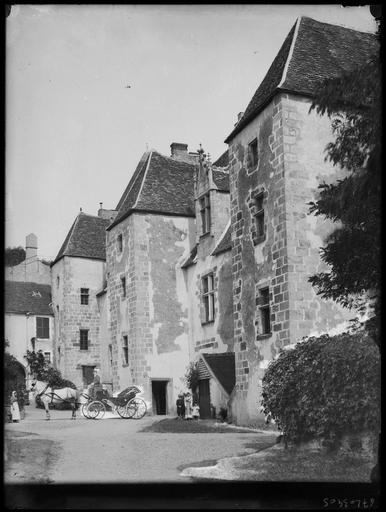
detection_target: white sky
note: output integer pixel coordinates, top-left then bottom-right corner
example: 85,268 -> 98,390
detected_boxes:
6,4 -> 376,260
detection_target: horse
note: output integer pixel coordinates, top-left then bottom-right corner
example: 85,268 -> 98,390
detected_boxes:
30,379 -> 82,420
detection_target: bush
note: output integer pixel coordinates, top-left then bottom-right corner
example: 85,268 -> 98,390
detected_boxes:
261,332 -> 380,446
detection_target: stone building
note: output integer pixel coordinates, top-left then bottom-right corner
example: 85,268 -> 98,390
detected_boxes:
181,148 -> 235,418
49,17 -> 377,425
5,233 -> 51,285
50,210 -> 115,389
5,281 -> 54,382
105,144 -> 199,414
224,17 -> 378,425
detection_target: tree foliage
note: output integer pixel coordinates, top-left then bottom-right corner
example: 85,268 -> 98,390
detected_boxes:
5,246 -> 26,267
25,350 -> 76,389
308,51 -> 381,341
262,333 -> 381,446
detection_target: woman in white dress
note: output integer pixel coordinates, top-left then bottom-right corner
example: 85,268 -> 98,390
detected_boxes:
10,391 -> 21,422
184,392 -> 193,420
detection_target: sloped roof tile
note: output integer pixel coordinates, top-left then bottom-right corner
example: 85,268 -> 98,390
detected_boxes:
108,151 -> 196,230
201,352 -> 235,395
212,222 -> 232,256
225,17 -> 378,142
5,281 -> 53,316
213,150 -> 229,168
53,213 -> 110,264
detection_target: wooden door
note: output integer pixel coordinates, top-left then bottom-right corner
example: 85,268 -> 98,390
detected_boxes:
82,366 -> 95,387
198,379 -> 211,419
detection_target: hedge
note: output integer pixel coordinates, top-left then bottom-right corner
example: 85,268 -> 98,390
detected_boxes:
261,332 -> 380,446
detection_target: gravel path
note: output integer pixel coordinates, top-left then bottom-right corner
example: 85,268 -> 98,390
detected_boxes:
5,405 -> 277,484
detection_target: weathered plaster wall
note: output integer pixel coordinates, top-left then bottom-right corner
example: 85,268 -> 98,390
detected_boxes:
228,92 -> 352,426
97,291 -> 112,391
51,257 -> 105,387
5,259 -> 51,285
107,213 -> 191,412
4,313 -> 54,370
228,98 -> 286,426
282,93 -> 352,342
184,249 -> 234,358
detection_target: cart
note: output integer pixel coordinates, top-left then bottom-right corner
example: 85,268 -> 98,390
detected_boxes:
82,386 -> 147,420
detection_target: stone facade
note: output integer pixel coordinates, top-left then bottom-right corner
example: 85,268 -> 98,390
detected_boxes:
106,212 -> 191,414
51,256 -> 105,388
227,92 -> 352,425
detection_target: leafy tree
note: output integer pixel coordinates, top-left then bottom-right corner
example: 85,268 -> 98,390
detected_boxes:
5,246 -> 26,267
25,350 -> 76,389
308,46 -> 381,344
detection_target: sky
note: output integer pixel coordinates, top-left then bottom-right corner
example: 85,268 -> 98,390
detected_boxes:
6,4 -> 376,261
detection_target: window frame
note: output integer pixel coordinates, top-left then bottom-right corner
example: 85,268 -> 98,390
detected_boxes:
122,335 -> 129,365
44,352 -> 51,364
117,234 -> 123,253
254,192 -> 265,238
249,137 -> 258,168
36,317 -> 50,339
199,193 -> 211,236
80,329 -> 89,351
259,287 -> 271,335
121,276 -> 126,298
201,272 -> 215,324
80,287 -> 89,305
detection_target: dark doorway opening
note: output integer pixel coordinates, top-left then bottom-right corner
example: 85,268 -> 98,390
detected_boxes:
198,379 -> 211,419
152,380 -> 168,415
82,366 -> 95,387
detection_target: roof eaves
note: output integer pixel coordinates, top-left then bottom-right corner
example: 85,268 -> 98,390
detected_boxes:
211,220 -> 231,256
200,353 -> 231,397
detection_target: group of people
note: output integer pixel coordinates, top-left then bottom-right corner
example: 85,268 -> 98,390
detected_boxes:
176,392 -> 200,420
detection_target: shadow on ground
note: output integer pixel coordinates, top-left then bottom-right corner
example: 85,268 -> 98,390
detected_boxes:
140,418 -> 270,434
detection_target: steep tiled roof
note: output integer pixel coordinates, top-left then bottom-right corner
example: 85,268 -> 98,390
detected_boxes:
202,352 -> 235,395
225,17 -> 378,142
5,281 -> 53,316
213,150 -> 229,168
108,151 -> 196,230
212,222 -> 232,256
53,213 -> 110,264
212,170 -> 230,192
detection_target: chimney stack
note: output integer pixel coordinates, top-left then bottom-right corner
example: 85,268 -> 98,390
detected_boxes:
170,142 -> 189,160
170,142 -> 199,164
25,233 -> 38,261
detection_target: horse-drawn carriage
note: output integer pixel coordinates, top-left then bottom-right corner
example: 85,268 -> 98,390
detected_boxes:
30,380 -> 147,421
82,385 -> 147,420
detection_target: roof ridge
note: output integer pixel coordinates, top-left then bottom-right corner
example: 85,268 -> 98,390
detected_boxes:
133,151 -> 153,210
277,17 -> 301,89
299,15 -> 377,35
116,151 -> 151,211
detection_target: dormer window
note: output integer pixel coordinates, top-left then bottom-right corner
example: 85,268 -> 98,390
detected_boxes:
117,234 -> 123,252
249,138 -> 258,168
199,193 -> 211,235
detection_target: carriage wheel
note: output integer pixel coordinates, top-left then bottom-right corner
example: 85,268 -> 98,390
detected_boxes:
87,400 -> 106,420
116,404 -> 132,419
127,397 -> 147,419
82,403 -> 91,419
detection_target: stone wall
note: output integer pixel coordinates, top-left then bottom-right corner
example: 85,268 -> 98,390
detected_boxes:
227,93 -> 351,426
106,212 -> 191,412
51,256 -> 105,387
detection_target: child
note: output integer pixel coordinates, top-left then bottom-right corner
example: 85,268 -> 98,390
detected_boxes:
10,391 -> 21,423
176,394 -> 185,419
192,403 -> 200,420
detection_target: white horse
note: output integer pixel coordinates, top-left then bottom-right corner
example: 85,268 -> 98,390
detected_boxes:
30,379 -> 82,420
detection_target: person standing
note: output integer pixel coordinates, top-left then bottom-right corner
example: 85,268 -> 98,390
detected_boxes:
91,368 -> 103,399
184,392 -> 193,420
10,391 -> 21,423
